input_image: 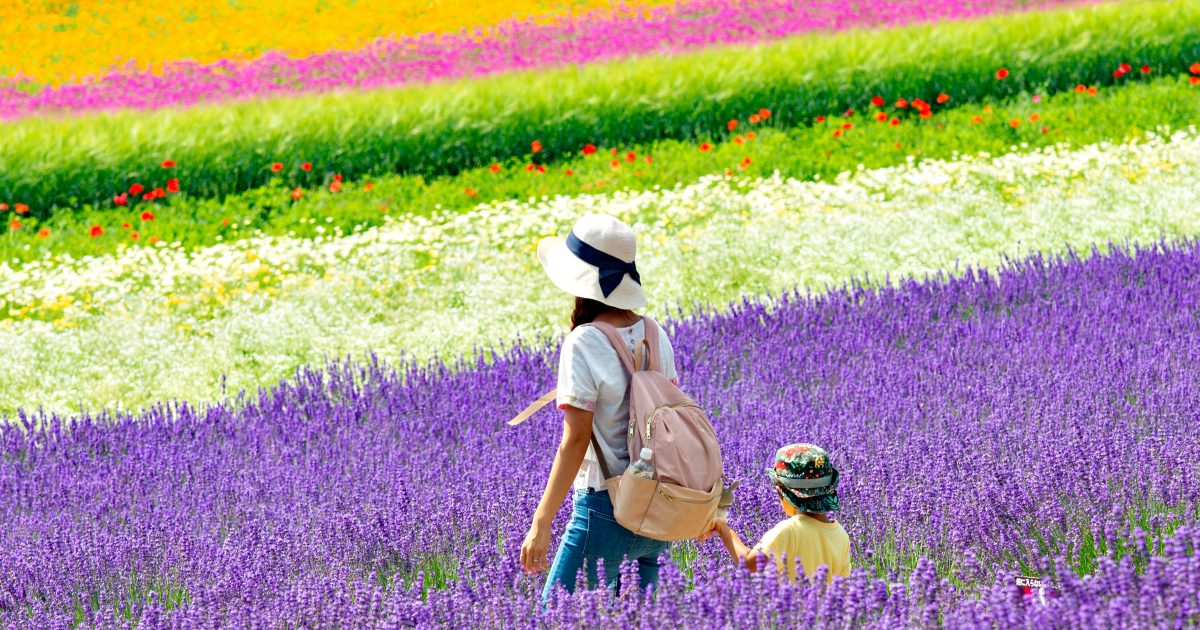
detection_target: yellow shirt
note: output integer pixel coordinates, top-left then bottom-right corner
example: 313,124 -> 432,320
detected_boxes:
754,514 -> 851,582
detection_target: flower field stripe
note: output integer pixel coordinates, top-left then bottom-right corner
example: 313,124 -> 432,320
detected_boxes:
0,0 -> 1092,120
2,0 -> 1197,217
4,129 -> 1200,415
1,0 -> 671,86
4,75 -> 1199,259
2,240 -> 1199,626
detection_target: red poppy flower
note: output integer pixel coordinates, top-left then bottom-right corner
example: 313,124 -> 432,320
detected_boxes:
895,98 -> 909,109
610,159 -> 620,169
936,93 -> 950,104
1113,69 -> 1125,78
333,174 -> 343,182
1140,65 -> 1151,74
271,162 -> 284,172
870,96 -> 884,107
14,203 -> 28,215
971,115 -> 984,124
625,152 -> 636,163
564,169 -> 574,176
744,132 -> 756,140
148,236 -> 160,245
748,114 -> 761,124
301,162 -> 312,172
90,225 -> 104,238
291,188 -> 303,200
329,181 -> 343,193
1074,84 -> 1086,93
130,232 -> 140,240
912,98 -> 929,111
525,163 -> 535,172
1087,86 -> 1098,95
37,228 -> 49,238
113,194 -> 128,206
161,160 -> 175,169
875,112 -> 887,122
581,144 -> 597,155
644,155 -> 653,163
152,187 -> 165,199
1119,62 -> 1131,73
531,140 -> 543,154
142,193 -> 154,201
122,222 -> 131,229
1191,76 -> 1200,85
610,148 -> 618,155
141,211 -> 155,221
841,122 -> 853,130
995,68 -> 1009,80
832,130 -> 842,137
738,158 -> 751,170
843,108 -> 854,118
727,119 -> 738,132
1191,63 -> 1200,74
166,178 -> 180,193
221,217 -> 231,227
536,164 -> 546,174
490,163 -> 502,173
815,116 -> 826,123
919,110 -> 932,119
699,143 -> 712,152
733,136 -> 745,144
1009,118 -> 1020,128
1042,127 -> 1050,134
364,182 -> 374,191
129,183 -> 144,195
758,108 -> 771,119
0,204 -> 6,211
1029,113 -> 1040,122
890,117 -> 900,126
8,220 -> 19,231
464,187 -> 478,197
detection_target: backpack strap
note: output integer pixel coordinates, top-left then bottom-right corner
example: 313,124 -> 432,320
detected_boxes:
584,321 -> 637,374
640,317 -> 662,372
506,388 -> 557,426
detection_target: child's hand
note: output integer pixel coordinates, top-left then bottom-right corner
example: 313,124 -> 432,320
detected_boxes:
696,519 -> 721,543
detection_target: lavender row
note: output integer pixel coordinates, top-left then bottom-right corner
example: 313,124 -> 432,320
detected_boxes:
3,239 -> 1199,626
0,0 -> 1087,120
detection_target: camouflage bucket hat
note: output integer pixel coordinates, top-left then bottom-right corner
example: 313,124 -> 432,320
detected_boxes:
766,443 -> 840,513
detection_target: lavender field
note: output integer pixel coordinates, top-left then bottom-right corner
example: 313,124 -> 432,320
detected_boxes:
3,241 -> 1198,627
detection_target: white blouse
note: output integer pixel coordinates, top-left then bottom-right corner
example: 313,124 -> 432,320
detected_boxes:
556,318 -> 678,491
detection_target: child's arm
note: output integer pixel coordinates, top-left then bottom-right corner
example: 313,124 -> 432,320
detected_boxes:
711,522 -> 767,573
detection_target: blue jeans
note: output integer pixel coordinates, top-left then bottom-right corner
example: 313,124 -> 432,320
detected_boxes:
541,488 -> 671,602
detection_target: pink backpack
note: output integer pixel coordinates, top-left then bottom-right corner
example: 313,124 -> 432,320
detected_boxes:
510,318 -> 723,541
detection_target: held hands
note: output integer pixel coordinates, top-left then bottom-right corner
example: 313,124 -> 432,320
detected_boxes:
520,524 -> 551,574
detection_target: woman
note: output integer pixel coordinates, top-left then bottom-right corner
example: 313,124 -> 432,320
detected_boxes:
520,213 -> 678,600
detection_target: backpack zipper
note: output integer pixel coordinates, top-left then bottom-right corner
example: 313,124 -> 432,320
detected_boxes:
658,488 -> 711,503
643,401 -> 701,442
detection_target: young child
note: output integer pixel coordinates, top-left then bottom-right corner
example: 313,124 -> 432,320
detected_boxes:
703,443 -> 851,582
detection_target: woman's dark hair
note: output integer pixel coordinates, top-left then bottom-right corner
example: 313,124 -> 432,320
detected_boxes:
571,297 -> 613,330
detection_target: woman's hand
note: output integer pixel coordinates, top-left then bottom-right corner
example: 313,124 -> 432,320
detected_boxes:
521,523 -> 552,574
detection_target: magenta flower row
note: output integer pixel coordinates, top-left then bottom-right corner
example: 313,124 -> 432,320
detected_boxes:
0,0 -> 1089,121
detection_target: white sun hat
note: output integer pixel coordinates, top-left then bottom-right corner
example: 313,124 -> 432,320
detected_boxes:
537,213 -> 647,310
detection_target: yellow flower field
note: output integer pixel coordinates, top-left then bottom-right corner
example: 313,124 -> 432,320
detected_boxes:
0,0 -> 668,84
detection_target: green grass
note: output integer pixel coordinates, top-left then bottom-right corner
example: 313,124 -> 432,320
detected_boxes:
5,74 -> 1199,262
0,0 -> 1197,219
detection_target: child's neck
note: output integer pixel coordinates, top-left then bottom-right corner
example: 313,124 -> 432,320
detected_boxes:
799,511 -> 834,524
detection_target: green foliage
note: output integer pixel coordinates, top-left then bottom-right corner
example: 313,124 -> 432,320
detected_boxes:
5,75 -> 1199,262
1,0 -> 1197,219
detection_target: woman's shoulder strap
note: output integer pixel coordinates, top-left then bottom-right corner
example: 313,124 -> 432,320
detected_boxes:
581,321 -> 637,373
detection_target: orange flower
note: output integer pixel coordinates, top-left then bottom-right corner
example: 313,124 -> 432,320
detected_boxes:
301,162 -> 312,171
895,98 -> 908,109
625,152 -> 636,163
738,157 -> 751,170
758,108 -> 771,119
531,140 -> 542,154
832,130 -> 842,138
130,231 -> 140,240
733,136 -> 744,144
1087,86 -> 1098,95
644,155 -> 653,164
745,132 -> 756,140
890,117 -> 900,126
364,182 -> 374,191
37,227 -> 50,238
564,169 -> 574,176
982,105 -> 993,113
536,164 -> 546,174
166,178 -> 180,193
995,68 -> 1009,80
748,114 -> 761,124
610,159 -> 620,169
464,187 -> 478,197
222,217 -> 230,226
1009,118 -> 1020,128
490,163 -> 501,173
329,181 -> 343,193
870,96 -> 884,107
122,222 -> 131,229
161,160 -> 175,168
291,188 -> 303,200
1042,127 -> 1050,134
90,225 -> 104,238
333,174 -> 343,182
1191,76 -> 1200,85
1074,84 -> 1086,93
141,211 -> 155,221
1190,62 -> 1200,74
8,220 -> 19,231
1029,113 -> 1040,122
525,163 -> 535,172
727,119 -> 738,132
271,162 -> 284,172
971,115 -> 984,124
841,122 -> 853,130
875,112 -> 887,122
815,116 -> 826,123
919,110 -> 932,119
699,143 -> 712,152
14,203 -> 28,214
936,93 -> 950,104
912,98 -> 929,111
113,193 -> 128,206
0,203 -> 7,211
148,236 -> 160,245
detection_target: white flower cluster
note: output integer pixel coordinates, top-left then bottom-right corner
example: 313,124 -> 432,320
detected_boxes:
2,129 -> 1198,416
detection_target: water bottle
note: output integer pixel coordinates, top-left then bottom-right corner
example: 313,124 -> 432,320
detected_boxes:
630,448 -> 655,480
